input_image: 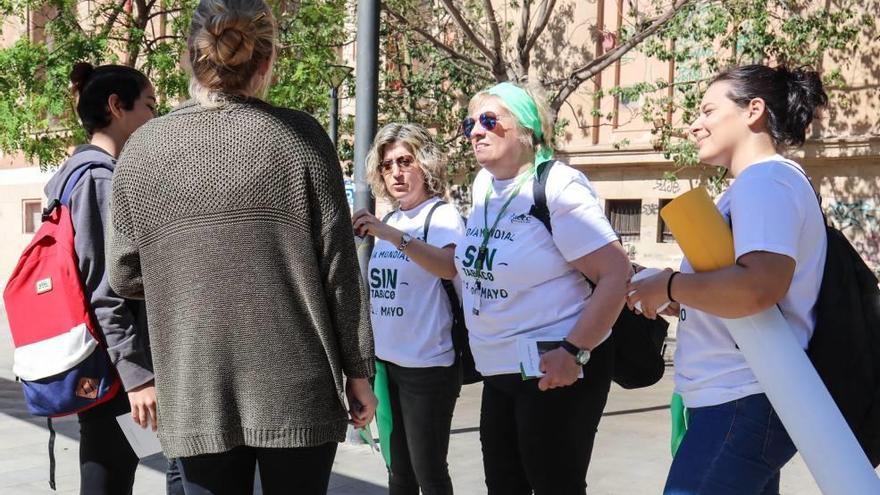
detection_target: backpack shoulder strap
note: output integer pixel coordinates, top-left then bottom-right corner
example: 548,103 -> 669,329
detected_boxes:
529,160 -> 556,234
422,200 -> 446,242
380,210 -> 396,223
527,160 -> 599,289
59,162 -> 114,206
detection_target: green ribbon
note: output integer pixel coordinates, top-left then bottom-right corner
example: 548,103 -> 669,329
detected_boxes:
670,392 -> 688,456
484,82 -> 554,166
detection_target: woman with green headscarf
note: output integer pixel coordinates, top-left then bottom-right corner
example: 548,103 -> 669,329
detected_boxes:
454,82 -> 631,494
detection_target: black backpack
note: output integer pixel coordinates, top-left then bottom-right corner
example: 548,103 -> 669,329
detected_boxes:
381,205 -> 482,384
787,167 -> 880,467
529,160 -> 668,389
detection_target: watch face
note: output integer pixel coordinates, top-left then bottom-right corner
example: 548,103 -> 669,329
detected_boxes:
576,350 -> 591,365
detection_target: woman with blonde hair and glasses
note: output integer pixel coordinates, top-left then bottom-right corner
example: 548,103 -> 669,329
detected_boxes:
106,0 -> 376,493
456,82 -> 631,494
352,123 -> 465,495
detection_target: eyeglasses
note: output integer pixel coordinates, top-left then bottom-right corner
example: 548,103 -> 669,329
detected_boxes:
462,112 -> 500,138
380,155 -> 416,175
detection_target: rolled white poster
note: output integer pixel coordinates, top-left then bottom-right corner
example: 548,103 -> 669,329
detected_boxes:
724,309 -> 880,494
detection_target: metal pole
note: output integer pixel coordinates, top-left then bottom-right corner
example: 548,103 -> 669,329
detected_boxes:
353,0 -> 379,278
329,86 -> 339,149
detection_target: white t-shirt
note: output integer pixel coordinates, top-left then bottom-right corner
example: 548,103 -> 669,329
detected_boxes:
454,162 -> 619,376
675,155 -> 827,408
369,197 -> 465,368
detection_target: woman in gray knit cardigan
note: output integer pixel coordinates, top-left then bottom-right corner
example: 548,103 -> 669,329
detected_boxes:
106,0 -> 377,493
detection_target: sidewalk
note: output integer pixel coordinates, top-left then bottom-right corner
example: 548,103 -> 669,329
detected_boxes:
0,305 -> 827,494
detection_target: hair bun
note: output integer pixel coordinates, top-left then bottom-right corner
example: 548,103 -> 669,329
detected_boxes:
196,14 -> 256,68
778,65 -> 828,145
783,66 -> 827,107
70,62 -> 96,94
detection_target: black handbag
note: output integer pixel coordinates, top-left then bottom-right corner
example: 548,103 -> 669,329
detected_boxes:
530,159 -> 668,389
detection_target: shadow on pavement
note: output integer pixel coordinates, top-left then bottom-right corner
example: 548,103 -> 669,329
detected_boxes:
0,376 -> 385,494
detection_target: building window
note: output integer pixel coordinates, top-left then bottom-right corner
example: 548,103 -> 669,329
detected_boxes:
606,199 -> 641,242
657,198 -> 675,243
23,199 -> 42,234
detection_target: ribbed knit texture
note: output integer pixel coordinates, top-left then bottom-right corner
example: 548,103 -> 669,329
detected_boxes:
107,97 -> 374,458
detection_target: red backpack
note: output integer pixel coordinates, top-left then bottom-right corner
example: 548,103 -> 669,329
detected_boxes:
4,162 -> 121,418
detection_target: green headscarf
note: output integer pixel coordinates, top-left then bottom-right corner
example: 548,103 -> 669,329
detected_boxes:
484,82 -> 554,168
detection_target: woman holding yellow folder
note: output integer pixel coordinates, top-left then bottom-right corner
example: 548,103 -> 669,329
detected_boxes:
626,65 -> 828,495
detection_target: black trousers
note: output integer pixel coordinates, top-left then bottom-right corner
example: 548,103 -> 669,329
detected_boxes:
178,443 -> 338,495
79,391 -> 140,495
385,360 -> 462,495
479,343 -> 611,495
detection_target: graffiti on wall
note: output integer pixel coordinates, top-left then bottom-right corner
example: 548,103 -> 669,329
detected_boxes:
653,179 -> 681,195
642,203 -> 660,216
826,200 -> 880,274
827,200 -> 879,232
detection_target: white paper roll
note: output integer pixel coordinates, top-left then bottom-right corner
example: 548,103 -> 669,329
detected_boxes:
724,309 -> 880,494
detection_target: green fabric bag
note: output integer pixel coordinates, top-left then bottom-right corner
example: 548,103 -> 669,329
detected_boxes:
374,360 -> 393,467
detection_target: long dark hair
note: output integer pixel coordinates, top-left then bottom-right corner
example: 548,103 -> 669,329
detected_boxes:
710,64 -> 828,146
69,62 -> 150,135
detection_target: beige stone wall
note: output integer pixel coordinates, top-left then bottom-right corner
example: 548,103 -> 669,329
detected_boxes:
572,147 -> 880,277
0,168 -> 53,287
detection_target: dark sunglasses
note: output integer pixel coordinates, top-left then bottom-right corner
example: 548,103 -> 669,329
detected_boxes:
379,155 -> 415,174
462,112 -> 499,138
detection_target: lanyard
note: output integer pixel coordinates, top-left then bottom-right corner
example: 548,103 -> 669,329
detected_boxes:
470,167 -> 534,317
474,166 -> 535,273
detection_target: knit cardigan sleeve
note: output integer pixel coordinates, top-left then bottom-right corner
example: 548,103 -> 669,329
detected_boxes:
107,157 -> 145,301
304,118 -> 375,380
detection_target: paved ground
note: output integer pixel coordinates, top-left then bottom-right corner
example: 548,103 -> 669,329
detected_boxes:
0,304 -> 841,494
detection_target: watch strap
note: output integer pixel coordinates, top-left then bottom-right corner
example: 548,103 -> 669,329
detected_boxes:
560,339 -> 580,357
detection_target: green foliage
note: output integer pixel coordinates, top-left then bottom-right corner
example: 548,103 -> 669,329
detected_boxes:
381,0 -> 871,197
632,0 -> 872,172
0,0 -> 351,168
379,0 -> 488,203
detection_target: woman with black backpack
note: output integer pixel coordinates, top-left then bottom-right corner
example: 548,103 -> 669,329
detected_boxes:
352,123 -> 466,495
455,82 -> 631,494
627,64 -> 829,494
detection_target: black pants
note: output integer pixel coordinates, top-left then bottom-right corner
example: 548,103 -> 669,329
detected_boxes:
178,443 -> 338,495
385,360 -> 462,495
79,391 -> 140,495
480,344 -> 611,495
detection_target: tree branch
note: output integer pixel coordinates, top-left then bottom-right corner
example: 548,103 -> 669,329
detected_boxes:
145,34 -> 184,49
523,0 -> 557,57
126,0 -> 151,66
482,0 -> 504,73
98,0 -> 129,40
437,0 -> 495,62
383,6 -> 492,71
513,0 -> 531,78
147,8 -> 184,21
552,0 -> 694,111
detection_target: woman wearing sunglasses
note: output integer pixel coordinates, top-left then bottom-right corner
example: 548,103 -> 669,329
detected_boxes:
352,123 -> 465,495
456,82 -> 631,494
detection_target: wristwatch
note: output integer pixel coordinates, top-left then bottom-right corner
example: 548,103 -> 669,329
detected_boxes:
560,339 -> 591,366
398,233 -> 414,252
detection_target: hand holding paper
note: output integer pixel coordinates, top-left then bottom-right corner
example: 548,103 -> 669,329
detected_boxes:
626,267 -> 672,316
116,413 -> 162,459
